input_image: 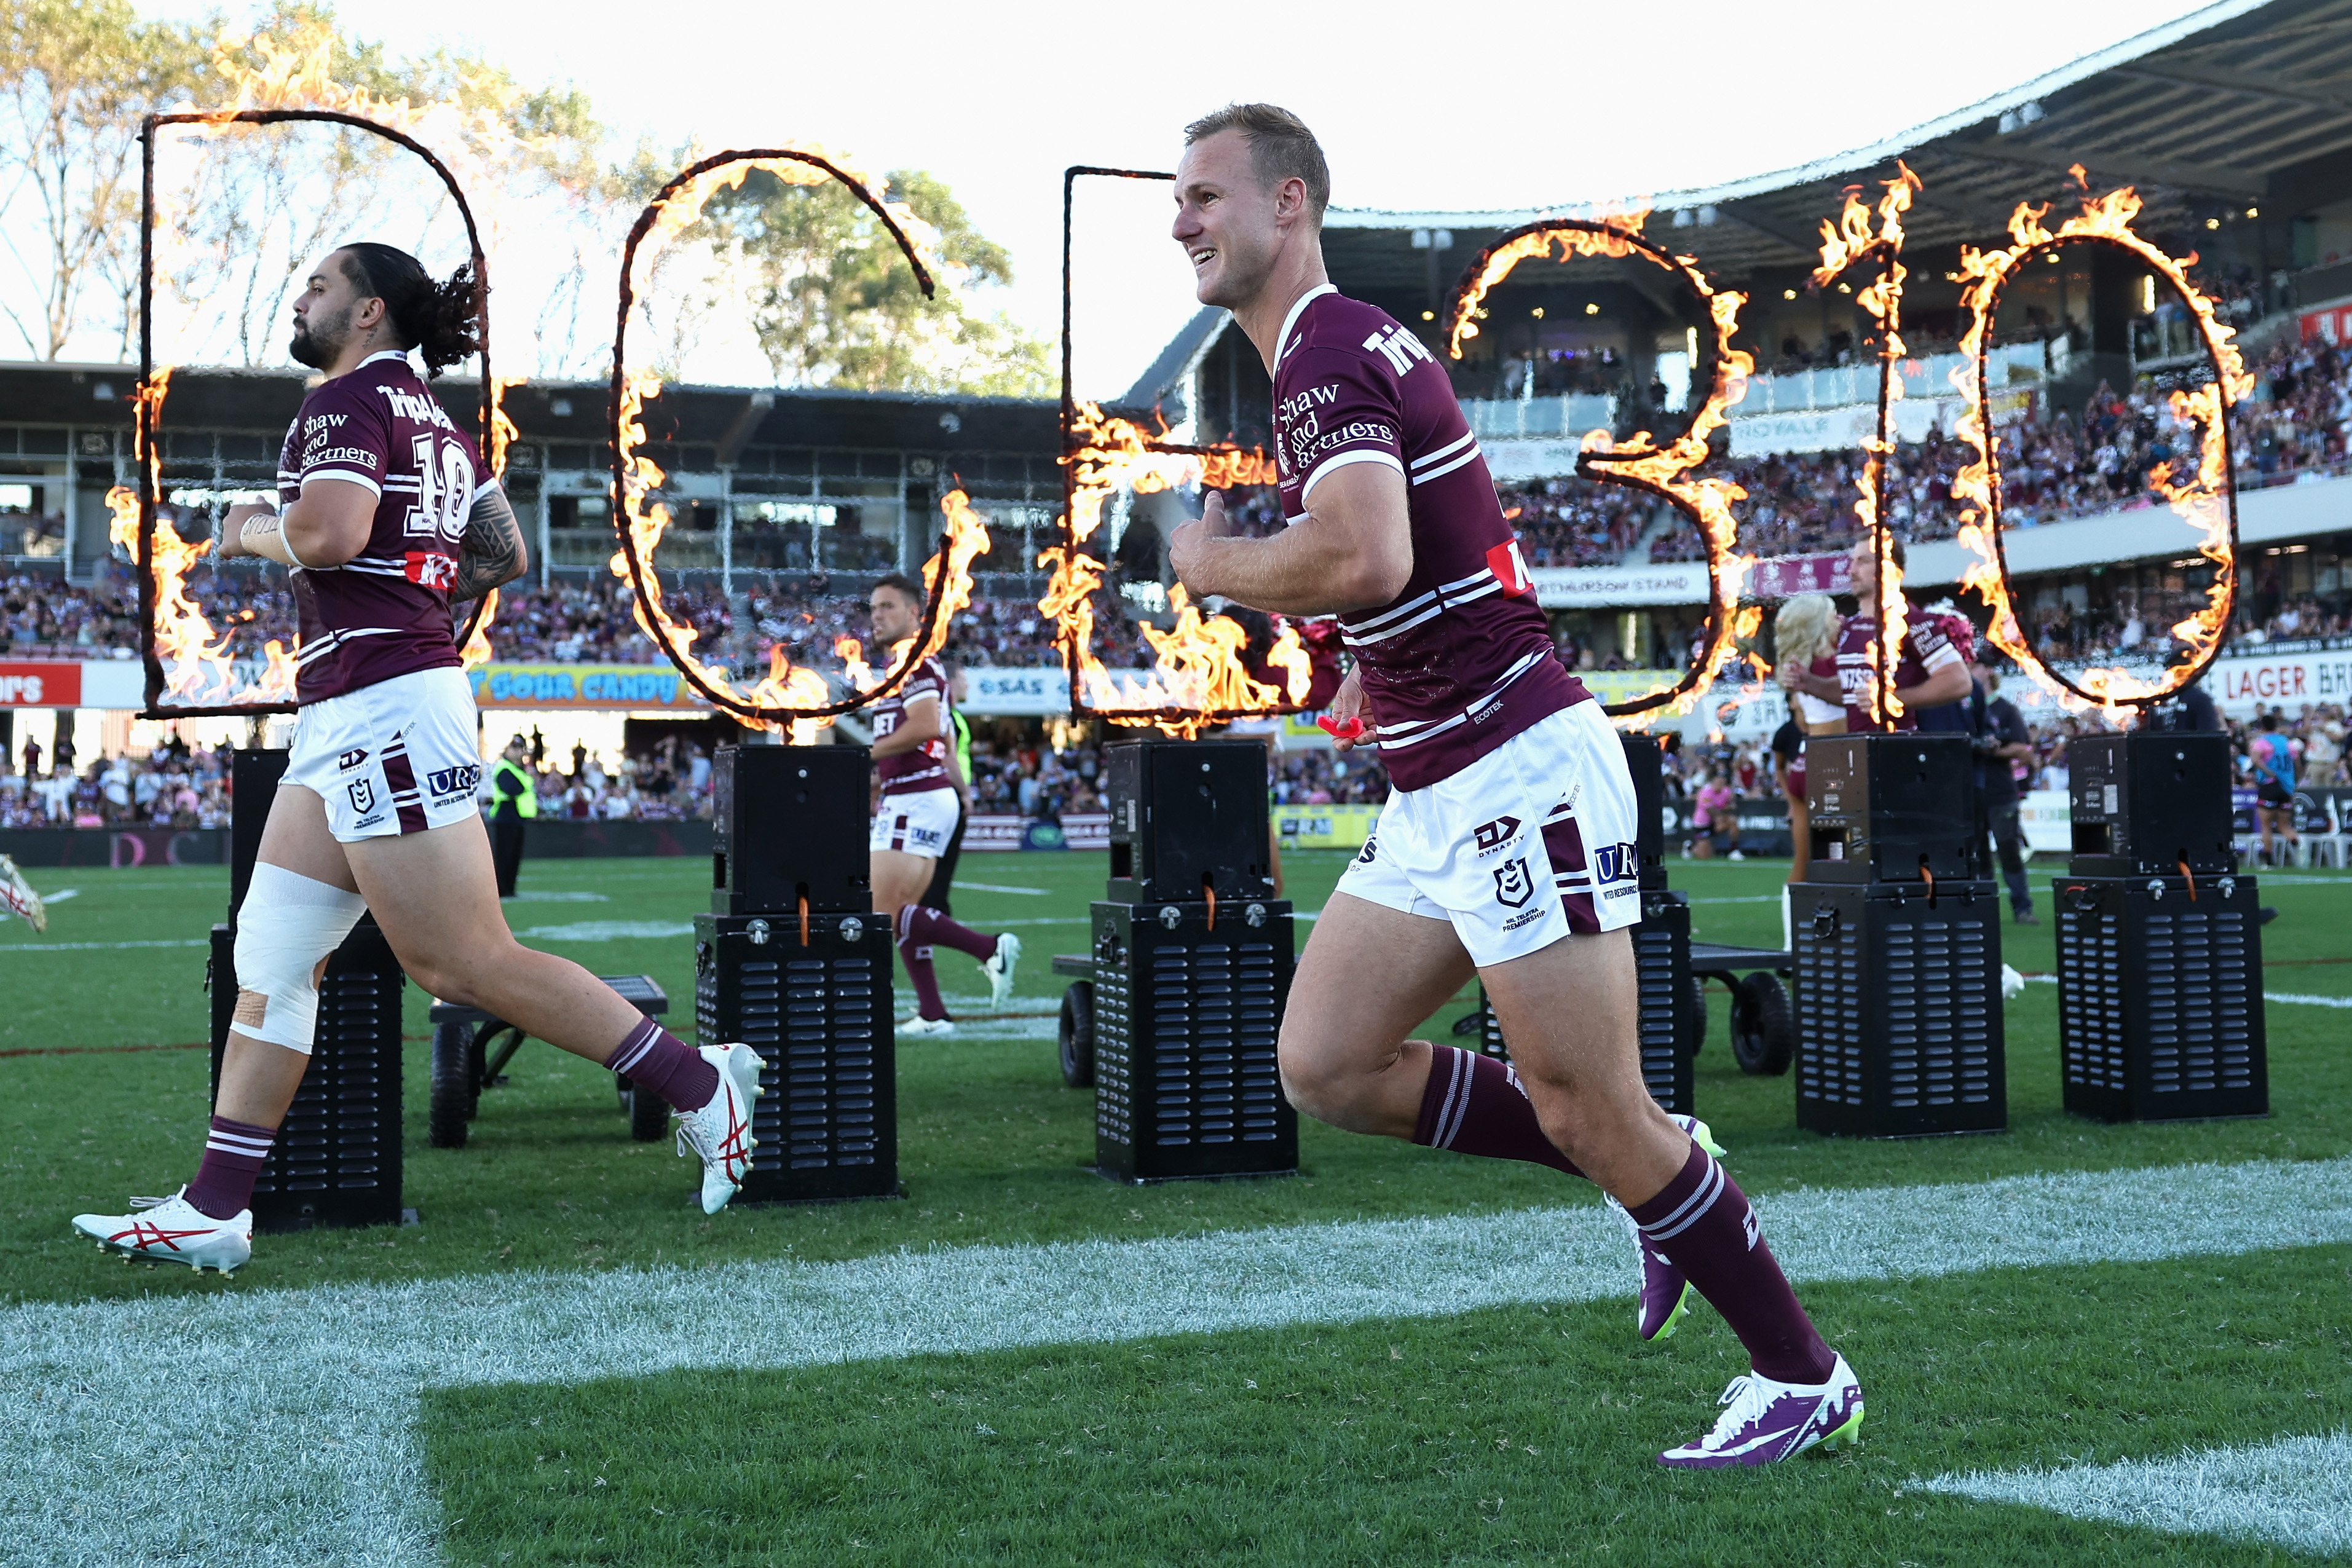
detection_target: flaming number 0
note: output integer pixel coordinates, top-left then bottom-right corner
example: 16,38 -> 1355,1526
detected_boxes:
132,106 -> 502,719
1951,177 -> 2251,716
609,150 -> 995,743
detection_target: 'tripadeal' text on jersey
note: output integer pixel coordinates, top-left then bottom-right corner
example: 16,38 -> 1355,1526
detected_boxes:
277,350 -> 487,704
1271,285 -> 1588,790
1834,603 -> 1961,732
870,652 -> 952,797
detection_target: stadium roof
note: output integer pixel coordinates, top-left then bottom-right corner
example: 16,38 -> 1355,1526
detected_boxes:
1320,0 -> 2352,289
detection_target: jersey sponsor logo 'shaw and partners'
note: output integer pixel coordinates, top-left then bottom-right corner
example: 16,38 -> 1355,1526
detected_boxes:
1492,856 -> 1534,908
1471,815 -> 1522,856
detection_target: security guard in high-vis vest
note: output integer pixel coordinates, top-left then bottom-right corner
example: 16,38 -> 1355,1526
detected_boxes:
491,733 -> 537,898
921,668 -> 974,916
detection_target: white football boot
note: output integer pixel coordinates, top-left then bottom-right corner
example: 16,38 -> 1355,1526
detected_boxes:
899,1014 -> 956,1038
983,931 -> 1022,1008
1658,1352 -> 1865,1468
72,1189 -> 251,1275
673,1042 -> 763,1215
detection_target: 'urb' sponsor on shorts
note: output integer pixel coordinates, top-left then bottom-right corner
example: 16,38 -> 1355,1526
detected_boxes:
1593,842 -> 1642,884
428,764 -> 481,798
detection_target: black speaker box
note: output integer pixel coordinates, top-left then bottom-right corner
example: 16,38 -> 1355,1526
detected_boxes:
1104,739 -> 1276,904
693,910 -> 899,1202
207,919 -> 406,1232
1804,733 -> 1979,883
1620,733 -> 1672,891
211,746 -> 406,1232
711,744 -> 873,915
2066,732 -> 2237,877
2054,872 -> 2267,1122
1090,896 -> 1298,1182
1791,878 -> 2006,1137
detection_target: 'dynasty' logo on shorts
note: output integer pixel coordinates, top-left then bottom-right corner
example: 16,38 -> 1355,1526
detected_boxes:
1472,816 -> 1521,856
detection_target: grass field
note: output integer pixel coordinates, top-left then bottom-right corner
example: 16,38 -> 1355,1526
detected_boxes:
4,847 -> 2351,1565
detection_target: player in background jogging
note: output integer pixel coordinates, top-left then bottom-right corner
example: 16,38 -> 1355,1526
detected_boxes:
71,245 -> 763,1275
859,576 -> 1018,1036
1162,103 -> 1860,1468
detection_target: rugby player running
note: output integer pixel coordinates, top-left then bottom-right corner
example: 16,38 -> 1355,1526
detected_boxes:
1163,105 -> 1861,1467
859,573 -> 1019,1035
72,245 -> 762,1274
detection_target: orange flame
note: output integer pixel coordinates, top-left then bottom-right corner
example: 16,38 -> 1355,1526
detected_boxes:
1813,163 -> 1920,727
1950,175 -> 2252,717
612,372 -> 989,739
1446,202 -> 1652,359
1448,220 -> 1756,726
105,369 -> 298,707
1038,401 -> 1299,736
459,586 -> 499,671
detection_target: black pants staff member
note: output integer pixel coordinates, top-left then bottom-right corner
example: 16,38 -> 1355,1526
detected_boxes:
491,737 -> 536,897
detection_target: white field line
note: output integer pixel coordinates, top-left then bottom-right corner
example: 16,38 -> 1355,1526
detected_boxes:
1916,1431 -> 2352,1556
515,920 -> 693,942
954,881 -> 1051,896
9,1156 -> 2352,1566
0,937 -> 208,953
2016,972 -> 2352,1009
498,890 -> 609,903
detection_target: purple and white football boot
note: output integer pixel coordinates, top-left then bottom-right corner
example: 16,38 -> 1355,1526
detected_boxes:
1606,1113 -> 1724,1342
1657,1352 -> 1865,1468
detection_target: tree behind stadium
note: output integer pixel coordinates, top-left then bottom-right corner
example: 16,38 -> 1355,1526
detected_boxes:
700,165 -> 1052,398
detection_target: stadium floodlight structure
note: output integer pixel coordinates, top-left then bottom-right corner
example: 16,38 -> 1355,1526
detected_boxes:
606,148 -> 994,743
132,105 -> 502,720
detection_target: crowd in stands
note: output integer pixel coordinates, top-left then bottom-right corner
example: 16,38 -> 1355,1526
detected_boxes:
0,734 -> 233,831
1496,479 -> 1657,567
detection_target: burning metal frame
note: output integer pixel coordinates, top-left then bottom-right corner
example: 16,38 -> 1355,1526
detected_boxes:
607,149 -> 974,739
1443,214 -> 1758,722
1048,165 -> 1308,739
134,108 -> 500,720
1811,165 -> 1921,732
1950,178 -> 2250,716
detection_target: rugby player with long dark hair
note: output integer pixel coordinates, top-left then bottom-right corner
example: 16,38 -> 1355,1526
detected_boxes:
71,245 -> 762,1272
1163,106 -> 1862,1467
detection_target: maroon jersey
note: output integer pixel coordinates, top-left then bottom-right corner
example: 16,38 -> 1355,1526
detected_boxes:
1835,602 -> 1961,731
870,653 -> 951,797
1271,286 -> 1587,790
276,351 -> 483,703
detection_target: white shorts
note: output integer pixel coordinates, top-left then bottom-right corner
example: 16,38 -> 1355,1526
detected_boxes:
1336,701 -> 1642,966
285,666 -> 486,844
870,786 -> 959,857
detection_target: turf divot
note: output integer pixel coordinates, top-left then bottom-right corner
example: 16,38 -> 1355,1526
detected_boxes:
8,1154 -> 2352,1566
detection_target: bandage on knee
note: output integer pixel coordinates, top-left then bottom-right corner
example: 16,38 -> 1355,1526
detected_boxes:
231,864 -> 368,1054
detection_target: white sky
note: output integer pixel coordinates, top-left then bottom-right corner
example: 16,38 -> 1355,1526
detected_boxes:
140,0 -> 2221,396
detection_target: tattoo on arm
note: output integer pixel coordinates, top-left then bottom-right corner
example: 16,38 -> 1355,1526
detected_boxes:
447,484 -> 529,603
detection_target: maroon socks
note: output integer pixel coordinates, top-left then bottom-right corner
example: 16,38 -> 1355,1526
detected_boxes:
897,904 -> 998,964
608,1017 -> 719,1112
901,940 -> 947,1020
185,1116 -> 276,1220
896,905 -> 999,1022
1411,1044 -> 1585,1179
1626,1140 -> 1834,1384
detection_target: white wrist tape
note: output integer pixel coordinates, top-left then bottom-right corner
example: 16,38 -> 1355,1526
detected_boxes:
230,863 -> 368,1054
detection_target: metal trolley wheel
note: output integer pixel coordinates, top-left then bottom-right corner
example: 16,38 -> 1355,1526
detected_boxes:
1681,974 -> 1709,1063
1059,981 -> 1096,1088
620,1073 -> 672,1142
1729,971 -> 1796,1076
428,1022 -> 473,1149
